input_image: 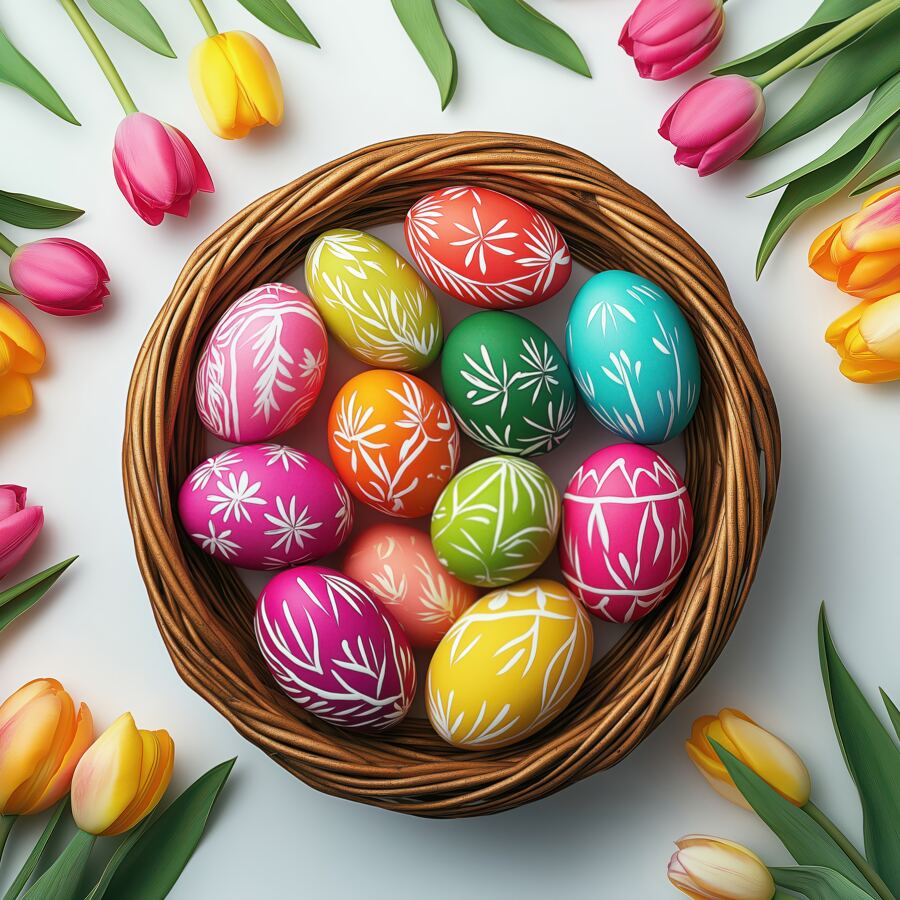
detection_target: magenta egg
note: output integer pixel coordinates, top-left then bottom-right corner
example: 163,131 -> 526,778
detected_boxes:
254,565 -> 416,730
195,283 -> 328,443
559,443 -> 693,623
178,443 -> 354,570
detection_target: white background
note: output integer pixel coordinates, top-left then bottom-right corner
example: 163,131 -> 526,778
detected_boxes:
2,1 -> 899,897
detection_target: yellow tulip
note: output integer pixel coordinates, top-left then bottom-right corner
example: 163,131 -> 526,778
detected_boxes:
0,679 -> 93,815
686,709 -> 810,809
71,712 -> 173,836
189,31 -> 283,140
0,300 -> 44,418
668,835 -> 775,900
810,186 -> 900,301
825,293 -> 900,383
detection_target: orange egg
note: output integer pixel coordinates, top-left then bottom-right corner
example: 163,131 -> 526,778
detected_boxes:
328,370 -> 460,518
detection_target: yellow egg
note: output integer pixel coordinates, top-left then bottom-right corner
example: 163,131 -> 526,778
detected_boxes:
426,579 -> 593,750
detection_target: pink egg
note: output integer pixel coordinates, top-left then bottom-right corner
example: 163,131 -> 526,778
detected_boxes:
343,523 -> 479,648
255,565 -> 416,730
178,444 -> 354,570
195,283 -> 328,443
559,444 -> 693,623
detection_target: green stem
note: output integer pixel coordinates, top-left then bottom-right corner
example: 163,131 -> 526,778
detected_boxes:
0,815 -> 16,863
756,0 -> 900,88
187,0 -> 219,37
0,232 -> 18,258
58,0 -> 138,114
804,801 -> 896,900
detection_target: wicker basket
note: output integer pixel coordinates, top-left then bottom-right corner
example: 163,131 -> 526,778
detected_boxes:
123,132 -> 780,818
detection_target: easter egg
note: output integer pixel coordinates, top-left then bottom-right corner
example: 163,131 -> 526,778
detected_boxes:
566,270 -> 701,444
328,370 -> 459,518
431,456 -> 560,587
405,186 -> 571,309
255,565 -> 415,730
559,443 -> 693,623
426,579 -> 592,750
178,444 -> 354,570
305,228 -> 442,371
195,283 -> 327,443
441,311 -> 576,456
343,523 -> 479,648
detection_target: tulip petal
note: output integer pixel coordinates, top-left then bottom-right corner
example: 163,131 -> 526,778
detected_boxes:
844,189 -> 900,253
0,504 -> 43,580
190,37 -> 241,139
697,103 -> 765,176
0,372 -> 33,418
167,126 -> 214,193
676,838 -> 775,899
838,251 -> 900,300
10,239 -> 107,313
114,113 -> 179,210
858,292 -> 900,362
113,144 -> 165,226
809,222 -> 842,280
0,485 -> 22,520
0,300 -> 44,373
0,692 -> 61,813
225,33 -> 283,128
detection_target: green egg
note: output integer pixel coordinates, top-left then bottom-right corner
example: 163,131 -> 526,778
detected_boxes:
441,312 -> 576,457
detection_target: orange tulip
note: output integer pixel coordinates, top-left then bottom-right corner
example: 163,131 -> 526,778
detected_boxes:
0,300 -> 44,418
825,294 -> 900,383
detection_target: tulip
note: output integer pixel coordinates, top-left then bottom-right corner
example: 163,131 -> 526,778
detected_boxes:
9,238 -> 108,317
620,0 -> 725,80
189,31 -> 284,140
824,295 -> 900,383
0,679 -> 93,816
0,299 -> 44,417
71,712 -> 173,836
0,485 -> 43,581
668,835 -> 775,899
686,709 -> 811,809
810,187 -> 900,301
113,112 -> 214,226
659,75 -> 765,176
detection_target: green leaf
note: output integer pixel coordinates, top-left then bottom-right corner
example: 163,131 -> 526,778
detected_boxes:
0,557 -> 78,633
2,801 -> 68,900
0,280 -> 17,295
0,190 -> 83,229
882,690 -> 900,742
772,866 -> 878,900
712,0 -> 880,76
21,830 -> 95,900
746,9 -> 900,158
392,0 -> 458,109
103,758 -> 235,900
86,0 -> 175,58
820,607 -> 900,895
235,0 -> 319,46
0,30 -> 78,125
83,816 -> 154,900
711,741 -> 880,897
851,157 -> 900,194
459,0 -> 590,77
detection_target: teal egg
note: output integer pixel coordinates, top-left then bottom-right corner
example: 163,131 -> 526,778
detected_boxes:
565,270 -> 701,443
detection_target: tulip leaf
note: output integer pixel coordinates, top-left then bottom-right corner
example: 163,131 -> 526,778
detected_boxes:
0,281 -> 16,295
235,0 -> 319,47
771,866 -> 878,900
710,741 -> 880,897
457,0 -> 591,77
83,816 -> 154,900
851,157 -> 900,194
102,758 -> 235,900
0,557 -> 78,634
746,9 -> 900,158
0,190 -> 84,229
819,607 -> 900,895
2,801 -> 68,900
392,0 -> 458,110
86,0 -> 176,58
21,830 -> 95,900
882,690 -> 900,742
0,30 -> 78,125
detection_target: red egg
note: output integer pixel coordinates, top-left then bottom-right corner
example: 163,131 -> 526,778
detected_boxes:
405,186 -> 571,309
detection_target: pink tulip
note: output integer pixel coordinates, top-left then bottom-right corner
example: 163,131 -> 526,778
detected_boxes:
659,75 -> 766,176
0,485 -> 43,581
113,112 -> 214,226
620,0 -> 725,80
9,238 -> 108,317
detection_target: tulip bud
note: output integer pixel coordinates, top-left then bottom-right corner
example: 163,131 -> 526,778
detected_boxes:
71,712 -> 173,836
686,709 -> 811,808
0,485 -> 43,581
9,238 -> 109,317
189,31 -> 283,140
0,679 -> 93,815
824,296 -> 900,383
0,300 -> 44,417
620,0 -> 725,80
113,113 -> 214,226
668,835 -> 775,899
659,75 -> 765,176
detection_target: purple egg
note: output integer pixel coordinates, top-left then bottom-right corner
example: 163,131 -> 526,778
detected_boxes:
254,565 -> 416,730
178,444 -> 354,570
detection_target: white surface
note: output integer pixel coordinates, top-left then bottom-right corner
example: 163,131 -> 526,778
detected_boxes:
2,1 -> 899,897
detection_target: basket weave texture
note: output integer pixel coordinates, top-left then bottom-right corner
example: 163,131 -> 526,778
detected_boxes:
123,132 -> 780,818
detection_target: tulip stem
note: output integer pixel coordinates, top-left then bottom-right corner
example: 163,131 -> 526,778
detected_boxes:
0,232 -> 17,258
187,0 -> 219,37
804,801 -> 897,900
58,0 -> 138,115
0,815 -> 15,863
